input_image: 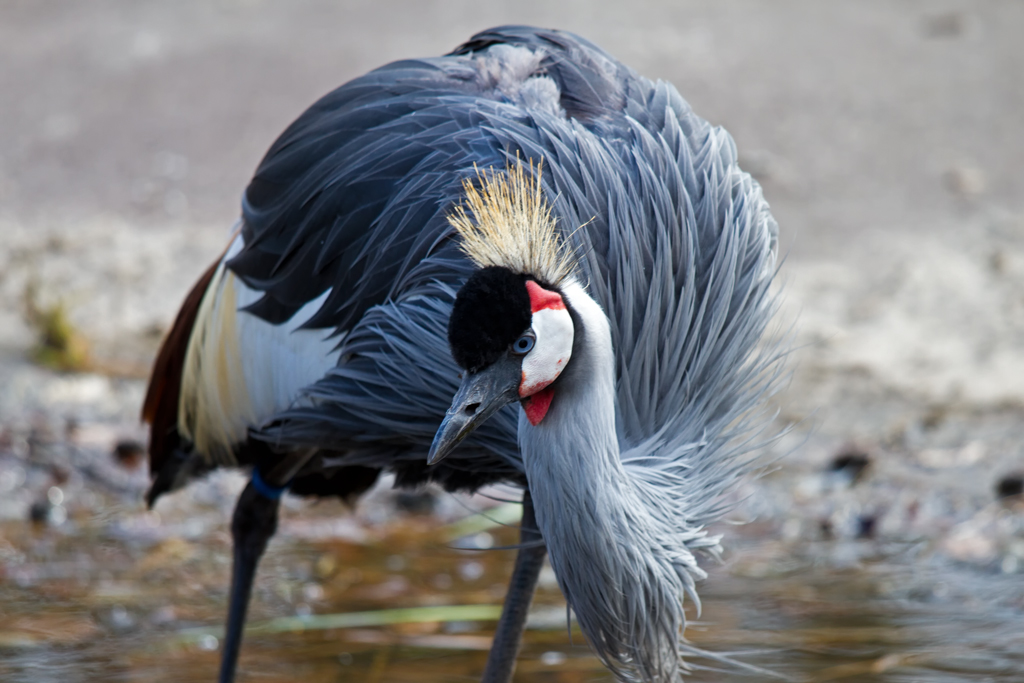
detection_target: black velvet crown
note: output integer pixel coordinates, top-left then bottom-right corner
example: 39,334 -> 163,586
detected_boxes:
448,266 -> 532,372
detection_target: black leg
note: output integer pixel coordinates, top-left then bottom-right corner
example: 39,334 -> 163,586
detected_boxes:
481,489 -> 546,683
219,480 -> 280,683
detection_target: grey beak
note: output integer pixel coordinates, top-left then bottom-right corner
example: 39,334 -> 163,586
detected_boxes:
428,357 -> 521,466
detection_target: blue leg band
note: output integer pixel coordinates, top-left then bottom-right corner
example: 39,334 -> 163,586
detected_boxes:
251,468 -> 288,500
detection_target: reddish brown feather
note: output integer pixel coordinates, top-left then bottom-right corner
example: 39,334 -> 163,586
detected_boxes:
142,260 -> 219,476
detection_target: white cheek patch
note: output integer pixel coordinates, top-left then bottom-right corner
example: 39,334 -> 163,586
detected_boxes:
519,285 -> 574,398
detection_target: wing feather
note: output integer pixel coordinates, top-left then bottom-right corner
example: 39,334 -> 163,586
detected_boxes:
232,27 -> 781,512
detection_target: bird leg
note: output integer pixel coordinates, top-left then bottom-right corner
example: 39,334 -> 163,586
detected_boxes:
218,478 -> 280,683
481,489 -> 547,683
219,450 -> 315,683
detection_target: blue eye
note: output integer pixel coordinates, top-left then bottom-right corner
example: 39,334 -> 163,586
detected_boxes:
512,332 -> 535,355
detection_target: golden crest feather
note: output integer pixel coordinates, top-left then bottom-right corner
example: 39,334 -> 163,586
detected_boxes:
448,159 -> 575,285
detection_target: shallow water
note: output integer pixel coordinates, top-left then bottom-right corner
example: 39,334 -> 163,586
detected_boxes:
2,499 -> 1022,683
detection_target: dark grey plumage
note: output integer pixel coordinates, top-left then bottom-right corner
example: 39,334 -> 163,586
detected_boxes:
216,26 -> 781,680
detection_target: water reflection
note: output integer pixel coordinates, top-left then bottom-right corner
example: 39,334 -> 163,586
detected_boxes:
1,504 -> 1022,682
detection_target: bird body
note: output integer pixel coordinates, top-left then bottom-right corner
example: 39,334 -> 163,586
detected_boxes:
143,26 -> 782,682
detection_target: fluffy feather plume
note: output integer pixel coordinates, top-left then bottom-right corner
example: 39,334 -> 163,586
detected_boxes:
448,159 -> 574,285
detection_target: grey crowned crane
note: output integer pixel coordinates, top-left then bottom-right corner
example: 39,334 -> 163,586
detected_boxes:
142,25 -> 782,683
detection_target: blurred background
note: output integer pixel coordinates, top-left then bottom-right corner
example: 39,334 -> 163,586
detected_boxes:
1,1 -> 1022,681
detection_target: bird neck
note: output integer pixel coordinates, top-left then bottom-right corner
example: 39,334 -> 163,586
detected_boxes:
518,280 -> 621,476
516,280 -> 695,681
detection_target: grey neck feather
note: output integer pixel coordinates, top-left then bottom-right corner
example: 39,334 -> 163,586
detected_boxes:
518,281 -> 704,682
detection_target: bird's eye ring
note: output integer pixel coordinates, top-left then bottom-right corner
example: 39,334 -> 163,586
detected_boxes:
512,332 -> 535,355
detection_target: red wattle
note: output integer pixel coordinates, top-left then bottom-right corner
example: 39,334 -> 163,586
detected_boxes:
523,386 -> 555,425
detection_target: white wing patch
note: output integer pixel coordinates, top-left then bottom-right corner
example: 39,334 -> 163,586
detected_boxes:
178,233 -> 341,464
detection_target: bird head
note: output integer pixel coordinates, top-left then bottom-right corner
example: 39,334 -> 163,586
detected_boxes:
428,160 -> 577,465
